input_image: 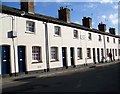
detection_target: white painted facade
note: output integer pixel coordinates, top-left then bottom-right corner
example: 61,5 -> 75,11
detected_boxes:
0,12 -> 120,75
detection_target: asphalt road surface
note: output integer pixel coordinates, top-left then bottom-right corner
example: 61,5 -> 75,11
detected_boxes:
2,63 -> 120,93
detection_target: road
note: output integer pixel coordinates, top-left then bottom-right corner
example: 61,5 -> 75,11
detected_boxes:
2,62 -> 120,93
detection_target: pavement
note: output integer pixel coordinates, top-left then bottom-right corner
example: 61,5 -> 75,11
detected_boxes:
1,60 -> 120,93
2,60 -> 120,83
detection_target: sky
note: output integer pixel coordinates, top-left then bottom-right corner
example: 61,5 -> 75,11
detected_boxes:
1,0 -> 120,35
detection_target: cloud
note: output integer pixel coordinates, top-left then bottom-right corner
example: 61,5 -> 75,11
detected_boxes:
83,3 -> 96,9
74,21 -> 81,24
113,5 -> 118,9
106,29 -> 109,33
87,4 -> 95,8
92,22 -> 95,25
102,15 -> 107,19
100,0 -> 113,3
109,13 -> 118,25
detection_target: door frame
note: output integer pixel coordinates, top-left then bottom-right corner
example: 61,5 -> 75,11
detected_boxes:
18,45 -> 27,73
93,48 -> 96,64
70,47 -> 75,67
97,48 -> 100,63
62,47 -> 68,68
1,45 -> 11,75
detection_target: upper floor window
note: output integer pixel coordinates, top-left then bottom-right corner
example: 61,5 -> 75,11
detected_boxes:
107,37 -> 109,42
88,33 -> 92,40
73,30 -> 78,38
26,21 -> 35,32
32,46 -> 41,62
98,35 -> 102,41
87,48 -> 91,59
54,26 -> 61,36
51,47 -> 58,61
113,38 -> 115,43
77,48 -> 82,59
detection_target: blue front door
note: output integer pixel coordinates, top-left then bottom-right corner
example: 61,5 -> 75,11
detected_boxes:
18,46 -> 26,73
1,46 -> 10,75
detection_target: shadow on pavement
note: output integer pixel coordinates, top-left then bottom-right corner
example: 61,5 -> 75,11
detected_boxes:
2,63 -> 120,93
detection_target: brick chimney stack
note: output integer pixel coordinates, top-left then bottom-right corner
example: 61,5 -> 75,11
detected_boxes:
82,17 -> 92,29
98,22 -> 106,32
58,7 -> 70,23
20,0 -> 34,14
109,28 -> 115,35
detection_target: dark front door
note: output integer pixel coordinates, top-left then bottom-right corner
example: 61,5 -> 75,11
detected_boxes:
113,49 -> 115,61
93,48 -> 96,64
1,46 -> 11,75
97,48 -> 100,63
62,47 -> 67,68
70,47 -> 75,67
18,46 -> 26,73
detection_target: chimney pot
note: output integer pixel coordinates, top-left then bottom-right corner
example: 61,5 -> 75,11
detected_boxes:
98,23 -> 106,32
82,17 -> 92,29
58,7 -> 70,23
20,0 -> 34,14
109,28 -> 115,35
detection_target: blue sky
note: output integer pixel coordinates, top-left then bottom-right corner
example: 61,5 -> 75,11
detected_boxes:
1,1 -> 119,35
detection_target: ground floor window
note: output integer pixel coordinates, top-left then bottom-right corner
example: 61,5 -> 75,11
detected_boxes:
32,46 -> 41,62
87,48 -> 91,59
51,47 -> 58,61
119,49 -> 120,56
77,48 -> 82,59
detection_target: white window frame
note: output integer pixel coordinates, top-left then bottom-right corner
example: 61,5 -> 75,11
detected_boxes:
32,46 -> 41,62
113,38 -> 115,43
88,33 -> 92,40
87,48 -> 91,59
119,39 -> 120,44
119,49 -> 120,56
51,47 -> 58,61
73,30 -> 78,39
98,35 -> 102,41
115,49 -> 117,56
54,26 -> 61,36
107,37 -> 109,42
26,21 -> 35,33
77,48 -> 82,59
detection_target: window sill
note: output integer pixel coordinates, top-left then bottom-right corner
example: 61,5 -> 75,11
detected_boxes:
77,58 -> 83,60
25,31 -> 35,34
88,39 -> 92,41
50,60 -> 59,62
32,61 -> 43,64
87,58 -> 91,59
54,35 -> 61,37
73,37 -> 79,39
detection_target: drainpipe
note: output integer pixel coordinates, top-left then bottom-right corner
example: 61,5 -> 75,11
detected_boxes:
103,35 -> 107,62
1,16 -> 17,76
43,21 -> 50,72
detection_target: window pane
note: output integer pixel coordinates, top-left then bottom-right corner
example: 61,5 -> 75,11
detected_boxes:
54,26 -> 61,36
32,46 -> 41,61
74,30 -> 78,38
26,21 -> 35,32
51,47 -> 58,60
